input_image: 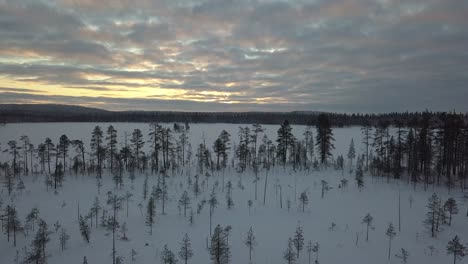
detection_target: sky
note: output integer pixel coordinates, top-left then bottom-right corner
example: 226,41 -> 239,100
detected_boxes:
0,0 -> 467,113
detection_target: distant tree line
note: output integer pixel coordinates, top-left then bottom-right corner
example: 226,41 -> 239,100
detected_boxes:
1,104 -> 467,127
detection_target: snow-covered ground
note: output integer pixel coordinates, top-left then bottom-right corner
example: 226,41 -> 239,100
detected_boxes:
0,123 -> 466,264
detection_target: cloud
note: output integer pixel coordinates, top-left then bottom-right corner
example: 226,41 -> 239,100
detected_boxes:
0,0 -> 466,112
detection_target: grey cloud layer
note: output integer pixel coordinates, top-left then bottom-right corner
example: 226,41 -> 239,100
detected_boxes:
0,0 -> 467,112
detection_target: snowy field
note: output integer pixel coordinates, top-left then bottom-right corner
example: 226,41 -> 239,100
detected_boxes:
0,123 -> 467,264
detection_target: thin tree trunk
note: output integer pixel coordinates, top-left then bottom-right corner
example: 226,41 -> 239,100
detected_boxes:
388,239 -> 391,260
263,169 -> 268,205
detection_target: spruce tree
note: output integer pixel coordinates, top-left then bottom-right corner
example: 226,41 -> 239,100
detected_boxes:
79,215 -> 91,243
315,114 -> 335,165
293,224 -> 305,258
161,244 -> 178,264
179,234 -> 194,264
355,164 -> 364,191
146,197 -> 156,235
386,223 -> 397,260
209,225 -> 231,264
283,237 -> 296,264
277,120 -> 293,167
208,188 -> 218,236
447,235 -> 466,264
245,227 -> 257,262
3,163 -> 14,196
23,219 -> 51,264
91,126 -> 104,177
395,248 -> 409,264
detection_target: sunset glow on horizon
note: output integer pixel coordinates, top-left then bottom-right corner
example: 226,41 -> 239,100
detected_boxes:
1,0 -> 467,112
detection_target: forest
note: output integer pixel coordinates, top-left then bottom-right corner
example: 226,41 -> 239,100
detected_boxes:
1,112 -> 468,264
1,104 -> 467,127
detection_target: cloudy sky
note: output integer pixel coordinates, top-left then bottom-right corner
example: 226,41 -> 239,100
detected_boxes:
0,0 -> 467,112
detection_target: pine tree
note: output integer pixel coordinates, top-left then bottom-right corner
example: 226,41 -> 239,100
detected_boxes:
235,127 -> 249,171
347,139 -> 356,169
245,227 -> 257,262
119,222 -> 128,240
130,248 -> 138,263
193,175 -> 200,197
179,191 -> 191,217
6,205 -> 21,247
160,176 -> 169,215
3,163 -> 14,196
23,219 -> 51,264
44,138 -> 54,174
58,134 -> 70,172
146,197 -> 156,235
395,248 -> 409,264
124,191 -> 133,218
424,193 -> 441,237
361,123 -> 373,170
444,198 -> 458,226
306,240 -> 313,264
131,128 -> 144,169
19,135 -> 30,175
362,213 -> 374,241
303,126 -> 314,168
189,209 -> 194,226
299,191 -> 309,212
293,224 -> 305,258
386,223 -> 397,260
209,225 -> 231,264
226,194 -> 234,210
71,139 -> 86,172
316,114 -> 335,165
106,125 -> 118,171
208,188 -> 218,236
161,244 -> 178,264
26,207 -> 40,232
283,238 -> 296,264
277,120 -> 294,167
8,140 -> 22,180
447,235 -> 466,264
149,123 -> 163,172
179,234 -> 194,264
91,126 -> 104,178
355,164 -> 364,191
90,197 -> 101,227
59,228 -> 70,251
312,242 -> 320,263
213,130 -> 230,170
142,175 -> 148,200
320,180 -> 329,199
79,215 -> 90,243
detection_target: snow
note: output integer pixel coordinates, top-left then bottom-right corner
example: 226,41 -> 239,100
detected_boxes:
0,123 -> 466,264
